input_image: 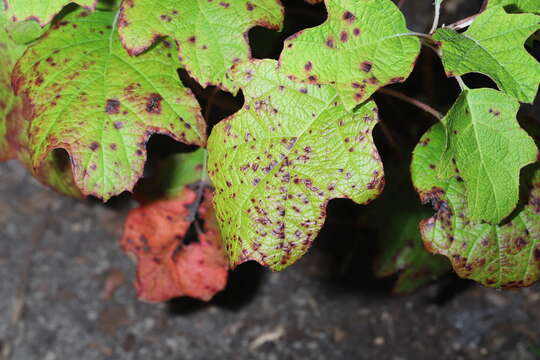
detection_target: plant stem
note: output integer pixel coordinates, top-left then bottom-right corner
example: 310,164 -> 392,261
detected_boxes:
447,14 -> 479,30
429,0 -> 442,34
454,75 -> 468,91
378,88 -> 443,120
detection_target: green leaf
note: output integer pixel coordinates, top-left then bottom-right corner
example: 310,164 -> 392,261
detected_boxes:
0,6 -> 25,161
136,149 -> 207,200
5,19 -> 49,44
374,212 -> 451,294
371,163 -> 450,294
433,7 -> 540,103
118,0 -> 284,93
438,88 -> 537,224
207,59 -> 384,270
412,122 -> 540,288
12,10 -> 206,201
3,0 -> 97,26
487,0 -> 540,13
279,0 -> 420,111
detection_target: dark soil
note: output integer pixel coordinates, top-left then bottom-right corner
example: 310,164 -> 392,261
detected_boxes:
1,1 -> 540,359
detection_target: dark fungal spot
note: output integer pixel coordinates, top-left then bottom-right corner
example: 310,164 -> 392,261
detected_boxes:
325,37 -> 335,48
340,31 -> 348,42
246,2 -> 254,10
146,93 -> 163,114
304,61 -> 313,71
105,99 -> 120,114
188,36 -> 196,43
360,61 -> 372,72
219,2 -> 230,8
342,11 -> 356,23
89,142 -> 99,151
114,121 -> 123,129
110,144 -> 117,150
353,28 -> 361,36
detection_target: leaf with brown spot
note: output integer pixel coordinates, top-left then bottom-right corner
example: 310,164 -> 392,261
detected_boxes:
279,0 -> 420,111
12,9 -> 206,200
411,122 -> 540,288
120,150 -> 228,302
207,59 -> 384,270
117,0 -> 284,93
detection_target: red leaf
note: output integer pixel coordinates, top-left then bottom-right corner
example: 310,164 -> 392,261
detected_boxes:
120,187 -> 228,302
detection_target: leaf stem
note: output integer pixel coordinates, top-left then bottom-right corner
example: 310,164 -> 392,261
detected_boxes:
186,149 -> 209,224
454,75 -> 468,91
446,14 -> 479,30
429,0 -> 442,34
378,88 -> 443,120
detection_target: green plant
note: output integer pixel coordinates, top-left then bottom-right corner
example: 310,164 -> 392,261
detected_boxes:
1,0 -> 539,301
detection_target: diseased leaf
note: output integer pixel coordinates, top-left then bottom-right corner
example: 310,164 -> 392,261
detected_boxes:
0,7 -> 25,160
12,10 -> 206,200
121,150 -> 228,302
5,18 -> 49,44
487,0 -> 540,13
3,0 -> 97,26
412,122 -> 540,288
438,88 -> 538,224
279,0 -> 420,111
118,0 -> 284,93
1,7 -> 82,197
434,7 -> 540,103
121,187 -> 228,302
207,59 -> 384,270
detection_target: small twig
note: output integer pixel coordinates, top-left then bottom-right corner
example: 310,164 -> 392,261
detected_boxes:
429,0 -> 442,34
446,14 -> 479,31
378,88 -> 443,120
186,149 -> 209,224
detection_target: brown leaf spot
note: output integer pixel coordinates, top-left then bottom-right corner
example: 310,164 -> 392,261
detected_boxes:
105,99 -> 121,114
146,93 -> 163,114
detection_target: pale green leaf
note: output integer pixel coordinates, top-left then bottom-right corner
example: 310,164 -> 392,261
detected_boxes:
207,59 -> 384,270
118,0 -> 284,93
412,122 -> 540,288
12,10 -> 206,200
487,0 -> 540,13
438,88 -> 537,223
3,0 -> 96,26
434,7 -> 540,103
279,0 -> 420,111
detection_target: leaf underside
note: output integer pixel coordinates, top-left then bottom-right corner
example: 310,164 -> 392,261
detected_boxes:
208,59 -> 384,270
12,9 -> 206,200
412,123 -> 540,288
434,7 -> 540,103
279,0 -> 420,111
439,88 -> 538,224
118,0 -> 284,93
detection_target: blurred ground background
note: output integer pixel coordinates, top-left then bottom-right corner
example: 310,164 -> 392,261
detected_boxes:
1,0 -> 540,359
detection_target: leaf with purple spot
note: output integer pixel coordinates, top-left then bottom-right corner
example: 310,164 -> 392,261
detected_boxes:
411,122 -> 540,288
3,0 -> 97,26
207,59 -> 384,270
12,9 -> 205,200
279,0 -> 420,111
118,0 -> 284,93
